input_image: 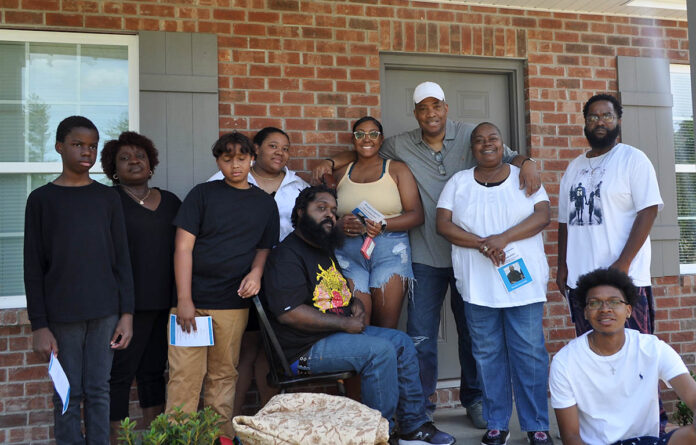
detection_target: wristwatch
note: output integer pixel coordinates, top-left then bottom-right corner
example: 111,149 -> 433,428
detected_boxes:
521,157 -> 536,167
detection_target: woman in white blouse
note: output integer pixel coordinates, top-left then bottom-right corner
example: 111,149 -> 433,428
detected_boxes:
436,122 -> 553,445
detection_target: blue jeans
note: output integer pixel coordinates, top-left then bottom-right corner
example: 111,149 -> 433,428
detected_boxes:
464,302 -> 549,432
50,314 -> 119,445
306,325 -> 429,433
408,263 -> 481,413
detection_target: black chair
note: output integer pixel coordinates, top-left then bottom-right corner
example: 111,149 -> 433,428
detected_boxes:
252,295 -> 355,396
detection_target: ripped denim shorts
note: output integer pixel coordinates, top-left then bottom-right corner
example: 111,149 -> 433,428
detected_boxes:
334,231 -> 414,294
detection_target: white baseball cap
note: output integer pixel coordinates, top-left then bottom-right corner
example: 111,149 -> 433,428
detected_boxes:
413,81 -> 445,104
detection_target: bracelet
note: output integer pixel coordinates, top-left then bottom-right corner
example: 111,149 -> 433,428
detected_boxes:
380,222 -> 387,235
521,157 -> 536,167
325,158 -> 335,169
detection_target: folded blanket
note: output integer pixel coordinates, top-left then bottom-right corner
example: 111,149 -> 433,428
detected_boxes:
233,392 -> 389,445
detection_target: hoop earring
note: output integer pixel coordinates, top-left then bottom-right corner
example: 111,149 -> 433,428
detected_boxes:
113,173 -> 119,180
149,170 -> 153,177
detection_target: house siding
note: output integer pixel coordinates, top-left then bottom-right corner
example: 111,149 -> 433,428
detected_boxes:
0,1 -> 693,443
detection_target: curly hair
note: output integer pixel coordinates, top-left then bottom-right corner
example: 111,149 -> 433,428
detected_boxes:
574,268 -> 638,308
582,94 -> 623,120
291,185 -> 337,228
56,115 -> 98,142
100,131 -> 159,183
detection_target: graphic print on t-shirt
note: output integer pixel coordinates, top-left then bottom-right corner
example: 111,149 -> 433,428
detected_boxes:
312,259 -> 352,315
568,165 -> 604,227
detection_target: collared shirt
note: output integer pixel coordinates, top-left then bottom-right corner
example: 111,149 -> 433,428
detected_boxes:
208,167 -> 308,242
380,119 -> 517,268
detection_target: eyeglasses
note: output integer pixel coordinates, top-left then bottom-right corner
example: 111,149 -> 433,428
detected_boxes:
433,151 -> 446,176
586,298 -> 628,311
353,130 -> 381,140
586,113 -> 616,124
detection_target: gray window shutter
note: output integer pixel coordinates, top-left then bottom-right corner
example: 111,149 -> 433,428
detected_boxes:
138,31 -> 219,199
617,56 -> 680,277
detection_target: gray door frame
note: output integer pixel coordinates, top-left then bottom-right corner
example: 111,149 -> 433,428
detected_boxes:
379,52 -> 528,153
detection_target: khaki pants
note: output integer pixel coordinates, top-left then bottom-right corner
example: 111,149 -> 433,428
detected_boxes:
166,308 -> 249,437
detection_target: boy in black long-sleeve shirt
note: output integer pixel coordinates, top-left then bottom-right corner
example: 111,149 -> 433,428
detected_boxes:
24,116 -> 134,444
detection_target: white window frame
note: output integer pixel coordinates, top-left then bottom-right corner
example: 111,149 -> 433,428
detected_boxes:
0,30 -> 139,309
669,64 -> 696,274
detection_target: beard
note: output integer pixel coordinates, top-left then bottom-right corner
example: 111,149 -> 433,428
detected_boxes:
584,123 -> 620,150
297,213 -> 345,252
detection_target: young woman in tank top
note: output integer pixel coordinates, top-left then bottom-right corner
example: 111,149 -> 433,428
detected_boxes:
332,116 -> 424,328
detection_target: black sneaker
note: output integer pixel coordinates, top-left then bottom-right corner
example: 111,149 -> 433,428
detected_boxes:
399,421 -> 456,445
481,429 -> 509,445
527,431 -> 553,445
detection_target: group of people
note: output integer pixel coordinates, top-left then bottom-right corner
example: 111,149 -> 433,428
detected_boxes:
23,80 -> 696,445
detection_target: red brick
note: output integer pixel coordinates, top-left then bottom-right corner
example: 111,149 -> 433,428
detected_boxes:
268,51 -> 300,64
233,23 -> 266,36
268,0 -> 299,11
249,118 -> 283,129
304,106 -> 336,118
318,119 -> 349,131
85,15 -> 121,29
285,119 -> 316,131
0,0 -> 19,7
61,0 -> 98,12
349,69 -> 379,81
335,29 -> 366,43
232,77 -> 265,89
235,104 -> 267,116
249,65 -> 281,77
5,11 -> 43,24
21,0 -> 58,10
316,67 -> 347,80
268,78 -> 299,90
282,92 -> 314,104
316,93 -> 347,105
138,4 -> 175,17
302,79 -> 333,92
45,12 -> 83,27
0,413 -> 27,428
248,91 -> 281,103
336,81 -> 367,93
284,66 -> 315,78
8,366 -> 45,381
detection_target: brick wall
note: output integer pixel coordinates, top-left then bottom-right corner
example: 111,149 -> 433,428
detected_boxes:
0,1 -> 693,443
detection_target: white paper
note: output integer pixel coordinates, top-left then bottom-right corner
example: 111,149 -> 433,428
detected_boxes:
352,200 -> 386,224
169,315 -> 215,347
48,354 -> 70,415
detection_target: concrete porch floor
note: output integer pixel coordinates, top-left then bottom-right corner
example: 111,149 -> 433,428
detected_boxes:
432,402 -> 560,445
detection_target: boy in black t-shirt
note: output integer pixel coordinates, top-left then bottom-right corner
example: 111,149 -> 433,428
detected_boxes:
167,132 -> 279,437
24,116 -> 134,444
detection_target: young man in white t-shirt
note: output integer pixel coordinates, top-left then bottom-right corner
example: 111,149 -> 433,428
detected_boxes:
556,94 -> 663,337
550,268 -> 696,445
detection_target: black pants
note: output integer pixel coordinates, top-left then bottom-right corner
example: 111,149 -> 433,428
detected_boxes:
109,310 -> 169,421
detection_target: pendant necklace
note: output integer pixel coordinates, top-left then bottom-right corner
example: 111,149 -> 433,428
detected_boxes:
121,184 -> 151,205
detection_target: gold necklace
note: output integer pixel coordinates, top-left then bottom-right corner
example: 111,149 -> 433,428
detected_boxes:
121,184 -> 151,205
252,166 -> 282,180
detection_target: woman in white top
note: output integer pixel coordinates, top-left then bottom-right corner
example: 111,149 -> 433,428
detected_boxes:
209,127 -> 309,416
208,127 -> 309,242
550,268 -> 696,445
436,122 -> 552,445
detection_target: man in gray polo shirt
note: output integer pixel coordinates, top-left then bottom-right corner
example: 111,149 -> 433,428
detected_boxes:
313,81 -> 540,428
